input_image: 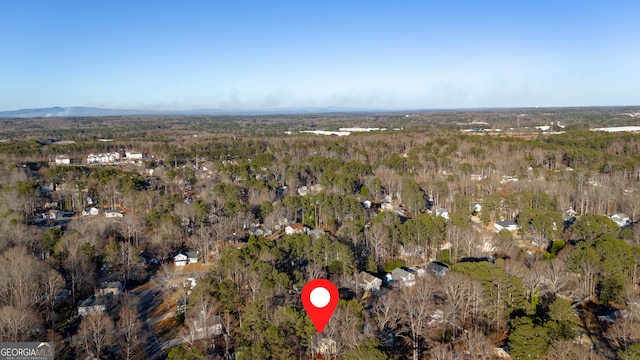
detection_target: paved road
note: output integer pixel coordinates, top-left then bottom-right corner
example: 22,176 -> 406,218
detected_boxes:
137,290 -> 165,360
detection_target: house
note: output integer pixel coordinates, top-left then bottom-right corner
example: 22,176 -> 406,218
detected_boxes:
139,250 -> 160,266
355,271 -> 383,293
98,280 -> 125,296
610,213 -> 631,227
408,266 -> 427,277
306,229 -> 326,239
55,155 -> 70,165
562,207 -> 577,219
494,220 -> 518,232
174,253 -> 188,266
426,261 -> 449,278
380,202 -> 394,211
249,225 -> 273,237
174,250 -> 199,266
125,151 -> 143,160
87,152 -> 120,165
500,175 -> 519,183
285,223 -> 306,235
473,203 -> 482,213
77,294 -> 111,317
46,210 -> 60,220
435,208 -> 449,220
192,314 -> 222,336
186,251 -> 199,264
597,309 -> 628,324
81,207 -> 100,216
105,209 -> 124,218
399,244 -> 424,258
384,268 -> 416,287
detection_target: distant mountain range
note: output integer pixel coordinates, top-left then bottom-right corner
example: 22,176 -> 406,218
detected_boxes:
0,106 -> 389,118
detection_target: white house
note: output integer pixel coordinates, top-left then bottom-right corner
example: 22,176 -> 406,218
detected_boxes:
473,203 -> 482,213
385,268 -> 416,287
285,223 -> 306,235
105,209 -> 124,218
494,220 -> 518,232
55,155 -> 70,165
82,207 -> 100,216
435,208 -> 449,220
174,253 -> 188,266
125,151 -> 144,160
355,272 -> 383,293
174,250 -> 199,266
610,213 -> 631,227
87,152 -> 120,165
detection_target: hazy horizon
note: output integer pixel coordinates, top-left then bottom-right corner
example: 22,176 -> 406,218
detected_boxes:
2,1 -> 639,111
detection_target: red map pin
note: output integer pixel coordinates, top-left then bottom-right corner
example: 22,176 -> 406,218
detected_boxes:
301,278 -> 339,334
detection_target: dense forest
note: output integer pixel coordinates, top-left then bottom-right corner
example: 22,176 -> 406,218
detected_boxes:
1,108 -> 640,359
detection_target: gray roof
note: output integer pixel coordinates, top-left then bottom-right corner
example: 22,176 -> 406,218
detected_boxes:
389,268 -> 411,280
358,271 -> 382,283
100,281 -> 123,289
78,294 -> 111,308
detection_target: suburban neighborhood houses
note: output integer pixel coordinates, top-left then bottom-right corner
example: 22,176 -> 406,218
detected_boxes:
1,108 -> 640,359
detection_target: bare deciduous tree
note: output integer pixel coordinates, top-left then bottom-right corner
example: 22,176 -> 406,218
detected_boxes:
63,235 -> 95,303
75,312 -> 115,359
365,222 -> 389,268
0,306 -> 42,341
324,302 -> 364,357
441,272 -> 474,337
0,246 -> 46,308
118,299 -> 141,360
43,268 -> 65,327
461,328 -> 494,358
395,280 -> 436,360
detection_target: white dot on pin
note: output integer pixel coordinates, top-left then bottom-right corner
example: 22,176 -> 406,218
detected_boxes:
309,287 -> 330,308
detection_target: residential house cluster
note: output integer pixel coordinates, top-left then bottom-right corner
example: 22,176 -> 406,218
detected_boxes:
354,262 -> 449,295
284,223 -> 326,239
87,152 -> 120,165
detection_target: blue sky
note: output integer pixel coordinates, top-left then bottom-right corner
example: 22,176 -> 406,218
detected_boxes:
1,1 -> 639,111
